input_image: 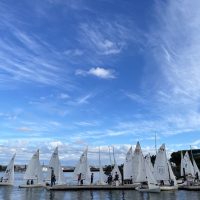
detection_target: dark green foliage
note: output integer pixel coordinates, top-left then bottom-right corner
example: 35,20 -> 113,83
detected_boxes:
170,149 -> 200,178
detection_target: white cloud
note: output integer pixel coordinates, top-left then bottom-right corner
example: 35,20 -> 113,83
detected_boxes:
76,94 -> 92,104
75,121 -> 98,127
64,49 -> 84,56
59,93 -> 70,99
76,67 -> 116,79
124,92 -> 146,104
149,0 -> 200,105
79,21 -> 128,55
88,67 -> 115,79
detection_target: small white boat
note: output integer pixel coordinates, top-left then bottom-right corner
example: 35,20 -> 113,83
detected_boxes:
123,146 -> 133,183
45,147 -> 65,186
19,150 -> 44,188
136,184 -> 161,193
153,144 -> 178,191
0,154 -> 16,186
73,147 -> 91,185
135,142 -> 160,193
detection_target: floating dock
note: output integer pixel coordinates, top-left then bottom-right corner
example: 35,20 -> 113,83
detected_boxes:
46,184 -> 139,191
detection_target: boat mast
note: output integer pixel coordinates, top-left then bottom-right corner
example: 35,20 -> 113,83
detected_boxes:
190,145 -> 194,164
155,132 -> 157,154
112,146 -> 116,165
108,146 -> 113,170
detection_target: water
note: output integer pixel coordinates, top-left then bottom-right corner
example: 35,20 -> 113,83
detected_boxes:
0,173 -> 200,200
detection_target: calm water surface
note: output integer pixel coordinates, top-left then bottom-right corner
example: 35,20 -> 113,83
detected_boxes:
0,172 -> 200,200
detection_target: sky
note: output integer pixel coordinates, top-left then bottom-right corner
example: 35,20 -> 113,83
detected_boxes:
0,0 -> 200,166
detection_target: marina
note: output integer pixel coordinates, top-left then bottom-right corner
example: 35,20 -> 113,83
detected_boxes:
1,142 -> 200,193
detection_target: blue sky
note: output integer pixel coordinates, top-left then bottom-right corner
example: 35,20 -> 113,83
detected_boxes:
0,0 -> 200,165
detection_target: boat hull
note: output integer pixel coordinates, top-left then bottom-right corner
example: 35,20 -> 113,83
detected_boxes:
135,186 -> 160,193
19,183 -> 44,188
178,185 -> 200,191
0,182 -> 13,186
160,185 -> 178,191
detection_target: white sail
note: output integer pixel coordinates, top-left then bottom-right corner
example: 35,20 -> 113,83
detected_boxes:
153,144 -> 170,181
145,158 -> 158,189
136,153 -> 160,192
98,148 -> 107,185
1,153 -> 16,185
111,163 -> 122,181
193,158 -> 200,177
46,147 -> 65,185
24,150 -> 43,184
145,153 -> 154,175
144,160 -> 160,191
167,160 -> 177,186
181,151 -> 195,177
133,142 -> 143,181
136,151 -> 146,182
123,146 -> 133,180
73,148 -> 91,184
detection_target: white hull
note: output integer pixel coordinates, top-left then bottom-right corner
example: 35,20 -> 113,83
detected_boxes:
0,182 -> 13,186
19,183 -> 44,188
160,185 -> 178,191
135,186 -> 160,193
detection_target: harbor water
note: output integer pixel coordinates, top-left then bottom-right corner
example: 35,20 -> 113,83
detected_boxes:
0,172 -> 200,200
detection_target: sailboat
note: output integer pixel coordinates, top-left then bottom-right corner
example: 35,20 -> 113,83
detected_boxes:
111,147 -> 122,186
190,148 -> 200,180
132,142 -> 143,182
123,146 -> 133,183
135,154 -> 160,193
0,153 -> 16,186
181,151 -> 195,178
153,144 -> 178,190
97,148 -> 107,185
46,147 -> 65,186
19,150 -> 44,188
73,148 -> 91,185
145,153 -> 154,175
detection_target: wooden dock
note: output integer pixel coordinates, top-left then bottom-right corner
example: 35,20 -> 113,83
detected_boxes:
46,184 -> 139,191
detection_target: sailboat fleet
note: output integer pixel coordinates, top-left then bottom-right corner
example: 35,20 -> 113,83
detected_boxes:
0,142 -> 200,192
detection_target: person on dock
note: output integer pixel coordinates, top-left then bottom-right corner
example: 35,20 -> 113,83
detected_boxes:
26,179 -> 30,185
160,180 -> 164,186
31,179 -> 34,185
107,174 -> 112,185
78,173 -> 82,185
195,172 -> 199,182
91,173 -> 94,185
114,172 -> 119,181
130,176 -> 133,184
51,169 -> 56,187
114,172 -> 119,186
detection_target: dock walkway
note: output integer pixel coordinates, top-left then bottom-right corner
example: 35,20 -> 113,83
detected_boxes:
46,184 -> 138,191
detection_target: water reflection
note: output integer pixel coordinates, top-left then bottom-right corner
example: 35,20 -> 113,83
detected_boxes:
20,188 -> 44,200
1,186 -> 200,200
0,186 -> 12,200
